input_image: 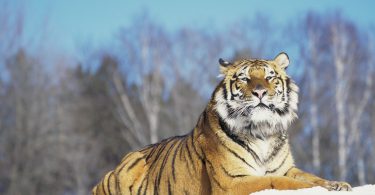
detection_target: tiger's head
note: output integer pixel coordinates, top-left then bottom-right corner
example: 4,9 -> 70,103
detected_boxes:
214,53 -> 299,137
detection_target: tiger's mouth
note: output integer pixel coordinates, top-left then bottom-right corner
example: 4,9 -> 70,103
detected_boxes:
255,102 -> 268,108
253,102 -> 276,111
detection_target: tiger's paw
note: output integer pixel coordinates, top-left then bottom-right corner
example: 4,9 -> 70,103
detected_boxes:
324,181 -> 352,191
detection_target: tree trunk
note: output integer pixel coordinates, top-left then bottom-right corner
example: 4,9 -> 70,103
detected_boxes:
335,60 -> 347,181
149,113 -> 158,143
307,28 -> 321,173
331,24 -> 348,181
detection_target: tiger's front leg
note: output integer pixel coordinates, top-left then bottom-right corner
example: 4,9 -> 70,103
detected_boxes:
285,167 -> 352,191
212,175 -> 316,195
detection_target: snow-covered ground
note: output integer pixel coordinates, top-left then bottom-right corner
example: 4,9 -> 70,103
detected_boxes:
253,185 -> 375,195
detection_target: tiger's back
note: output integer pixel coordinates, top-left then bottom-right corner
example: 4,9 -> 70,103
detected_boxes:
92,131 -> 210,195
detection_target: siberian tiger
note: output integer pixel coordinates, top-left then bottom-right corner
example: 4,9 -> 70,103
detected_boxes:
92,53 -> 351,195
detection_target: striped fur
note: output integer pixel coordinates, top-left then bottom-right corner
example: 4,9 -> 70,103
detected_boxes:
92,53 -> 351,195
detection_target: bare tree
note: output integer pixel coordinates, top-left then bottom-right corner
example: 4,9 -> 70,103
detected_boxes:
292,12 -> 375,185
116,14 -> 169,144
345,33 -> 374,185
2,50 -> 59,195
109,57 -> 149,148
305,14 -> 322,173
330,17 -> 350,181
293,13 -> 327,174
329,13 -> 372,182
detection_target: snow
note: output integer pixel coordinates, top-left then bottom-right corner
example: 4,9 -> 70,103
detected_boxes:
253,185 -> 375,195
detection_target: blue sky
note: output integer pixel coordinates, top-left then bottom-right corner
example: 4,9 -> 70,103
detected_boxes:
8,0 -> 375,58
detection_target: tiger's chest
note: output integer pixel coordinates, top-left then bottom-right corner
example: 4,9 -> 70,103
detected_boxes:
247,136 -> 290,176
252,138 -> 279,161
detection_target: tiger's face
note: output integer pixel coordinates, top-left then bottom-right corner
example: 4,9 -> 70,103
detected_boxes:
214,53 -> 298,136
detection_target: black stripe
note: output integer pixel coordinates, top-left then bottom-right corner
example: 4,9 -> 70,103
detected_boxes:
188,136 -> 198,169
96,183 -> 100,195
137,176 -> 146,195
244,122 -> 267,140
179,140 -> 184,161
205,160 -> 226,191
203,110 -> 209,125
285,78 -> 294,112
218,115 -> 262,164
142,177 -> 149,195
223,144 -> 255,169
167,179 -> 172,195
212,176 -> 226,191
274,106 -> 289,116
274,108 -> 285,115
218,139 -> 255,170
229,80 -> 236,100
272,78 -> 290,116
107,172 -> 113,195
205,159 -> 215,172
285,78 -> 291,91
191,136 -> 203,161
156,140 -> 179,192
226,104 -> 238,119
172,139 -> 183,181
153,175 -> 158,195
191,130 -> 203,161
129,185 -> 133,194
145,137 -> 174,161
222,84 -> 228,99
284,166 -> 295,176
266,151 -> 290,174
116,155 -> 132,179
146,146 -> 159,161
139,143 -> 158,153
279,77 -> 286,101
176,139 -> 193,177
182,140 -> 194,177
127,157 -> 144,172
115,171 -> 121,195
141,140 -> 170,195
185,138 -> 196,170
265,139 -> 286,163
101,177 -> 108,195
148,141 -> 169,169
221,165 -> 249,178
146,142 -> 169,195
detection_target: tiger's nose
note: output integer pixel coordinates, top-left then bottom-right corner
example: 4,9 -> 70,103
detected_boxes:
252,89 -> 267,99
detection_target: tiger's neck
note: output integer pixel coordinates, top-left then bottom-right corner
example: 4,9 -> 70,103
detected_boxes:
217,110 -> 287,142
208,97 -> 287,140
198,101 -> 287,148
195,104 -> 289,166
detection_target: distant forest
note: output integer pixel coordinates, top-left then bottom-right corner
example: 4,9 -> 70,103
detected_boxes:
0,5 -> 374,195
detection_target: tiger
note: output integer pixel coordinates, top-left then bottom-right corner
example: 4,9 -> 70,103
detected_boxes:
92,52 -> 352,195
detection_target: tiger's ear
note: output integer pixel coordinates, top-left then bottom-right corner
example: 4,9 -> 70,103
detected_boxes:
274,52 -> 289,69
219,58 -> 233,75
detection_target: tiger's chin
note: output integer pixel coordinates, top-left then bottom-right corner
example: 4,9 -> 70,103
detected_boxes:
247,107 -> 282,128
249,107 -> 276,123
